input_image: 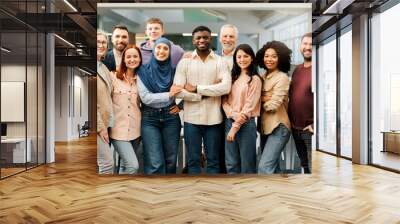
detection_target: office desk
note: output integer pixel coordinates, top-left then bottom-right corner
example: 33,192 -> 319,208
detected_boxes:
1,138 -> 31,163
382,131 -> 400,154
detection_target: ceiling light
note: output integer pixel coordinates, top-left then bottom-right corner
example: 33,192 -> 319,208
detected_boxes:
78,67 -> 92,76
201,9 -> 227,21
323,0 -> 354,15
1,47 -> 11,53
63,0 -> 78,12
54,34 -> 75,48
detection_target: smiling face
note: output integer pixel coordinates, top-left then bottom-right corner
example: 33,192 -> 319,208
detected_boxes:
220,27 -> 237,53
124,48 -> 141,70
154,43 -> 170,61
146,23 -> 164,42
236,49 -> 252,71
300,36 -> 312,61
264,48 -> 279,72
97,34 -> 107,59
111,28 -> 129,52
193,30 -> 212,52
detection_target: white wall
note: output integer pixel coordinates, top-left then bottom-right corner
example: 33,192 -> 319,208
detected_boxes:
1,65 -> 34,138
54,67 -> 89,141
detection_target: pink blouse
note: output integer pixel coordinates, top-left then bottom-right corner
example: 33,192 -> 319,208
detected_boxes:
110,73 -> 141,141
222,74 -> 262,132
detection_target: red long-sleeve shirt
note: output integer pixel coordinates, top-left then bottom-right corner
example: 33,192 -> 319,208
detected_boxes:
288,64 -> 313,130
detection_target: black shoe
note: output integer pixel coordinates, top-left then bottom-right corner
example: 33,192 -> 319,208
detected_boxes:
303,167 -> 311,174
182,166 -> 188,174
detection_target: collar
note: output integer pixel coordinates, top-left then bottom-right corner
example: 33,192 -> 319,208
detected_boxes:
192,49 -> 216,60
222,48 -> 235,57
266,70 -> 280,79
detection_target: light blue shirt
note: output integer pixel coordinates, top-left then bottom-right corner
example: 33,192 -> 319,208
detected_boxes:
137,76 -> 174,108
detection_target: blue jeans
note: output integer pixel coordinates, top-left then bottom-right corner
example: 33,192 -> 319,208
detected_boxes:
111,138 -> 140,174
141,104 -> 181,175
224,118 -> 257,174
97,134 -> 114,174
184,122 -> 221,174
258,123 -> 291,174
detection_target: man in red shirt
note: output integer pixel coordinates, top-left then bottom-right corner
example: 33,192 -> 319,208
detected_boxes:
288,33 -> 313,174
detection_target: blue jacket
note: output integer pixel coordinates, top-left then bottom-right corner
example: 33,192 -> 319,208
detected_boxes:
102,50 -> 116,72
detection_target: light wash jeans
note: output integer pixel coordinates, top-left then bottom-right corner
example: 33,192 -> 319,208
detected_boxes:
224,118 -> 257,174
97,135 -> 114,174
111,138 -> 140,174
258,123 -> 291,174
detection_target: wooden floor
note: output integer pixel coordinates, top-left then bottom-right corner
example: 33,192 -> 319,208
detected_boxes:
0,135 -> 400,223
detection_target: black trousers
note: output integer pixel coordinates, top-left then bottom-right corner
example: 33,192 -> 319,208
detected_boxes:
292,129 -> 312,169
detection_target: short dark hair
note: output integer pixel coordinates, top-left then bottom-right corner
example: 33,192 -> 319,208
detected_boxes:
301,32 -> 312,41
192,26 -> 211,36
232,44 -> 260,84
256,41 -> 292,73
112,24 -> 129,34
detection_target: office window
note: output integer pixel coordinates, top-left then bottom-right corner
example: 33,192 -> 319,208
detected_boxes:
371,3 -> 400,171
339,28 -> 352,158
317,36 -> 337,154
0,1 -> 46,179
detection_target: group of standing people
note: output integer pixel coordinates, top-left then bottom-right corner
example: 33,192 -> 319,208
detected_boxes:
97,17 -> 313,175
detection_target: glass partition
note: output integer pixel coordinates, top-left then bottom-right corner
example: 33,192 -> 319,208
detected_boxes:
370,3 -> 400,171
339,27 -> 352,158
0,0 -> 46,179
317,35 -> 337,155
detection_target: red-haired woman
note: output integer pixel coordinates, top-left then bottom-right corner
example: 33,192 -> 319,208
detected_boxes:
109,44 -> 142,174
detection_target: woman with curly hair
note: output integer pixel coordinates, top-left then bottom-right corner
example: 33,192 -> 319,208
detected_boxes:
256,41 -> 292,174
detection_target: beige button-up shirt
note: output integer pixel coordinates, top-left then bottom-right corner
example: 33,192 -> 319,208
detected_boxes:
110,73 -> 141,141
174,50 -> 231,125
97,62 -> 114,133
260,70 -> 291,135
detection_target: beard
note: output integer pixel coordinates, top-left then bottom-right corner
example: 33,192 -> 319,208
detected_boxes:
222,43 -> 235,52
302,50 -> 312,61
115,43 -> 127,52
303,55 -> 312,61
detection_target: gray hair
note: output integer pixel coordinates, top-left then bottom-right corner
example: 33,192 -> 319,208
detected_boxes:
219,24 -> 239,37
97,30 -> 109,43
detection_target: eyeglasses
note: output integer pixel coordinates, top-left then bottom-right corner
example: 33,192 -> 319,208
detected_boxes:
97,40 -> 107,45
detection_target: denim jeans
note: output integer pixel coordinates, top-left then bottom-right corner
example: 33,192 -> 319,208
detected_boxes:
111,138 -> 140,174
258,123 -> 291,174
224,118 -> 257,174
97,134 -> 114,174
141,104 -> 181,175
184,122 -> 222,174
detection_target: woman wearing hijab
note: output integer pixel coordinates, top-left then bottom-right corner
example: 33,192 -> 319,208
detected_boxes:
137,37 -> 183,175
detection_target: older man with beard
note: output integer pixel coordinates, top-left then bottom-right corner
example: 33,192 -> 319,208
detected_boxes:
216,24 -> 239,173
219,24 -> 238,71
102,24 -> 129,72
288,33 -> 313,174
